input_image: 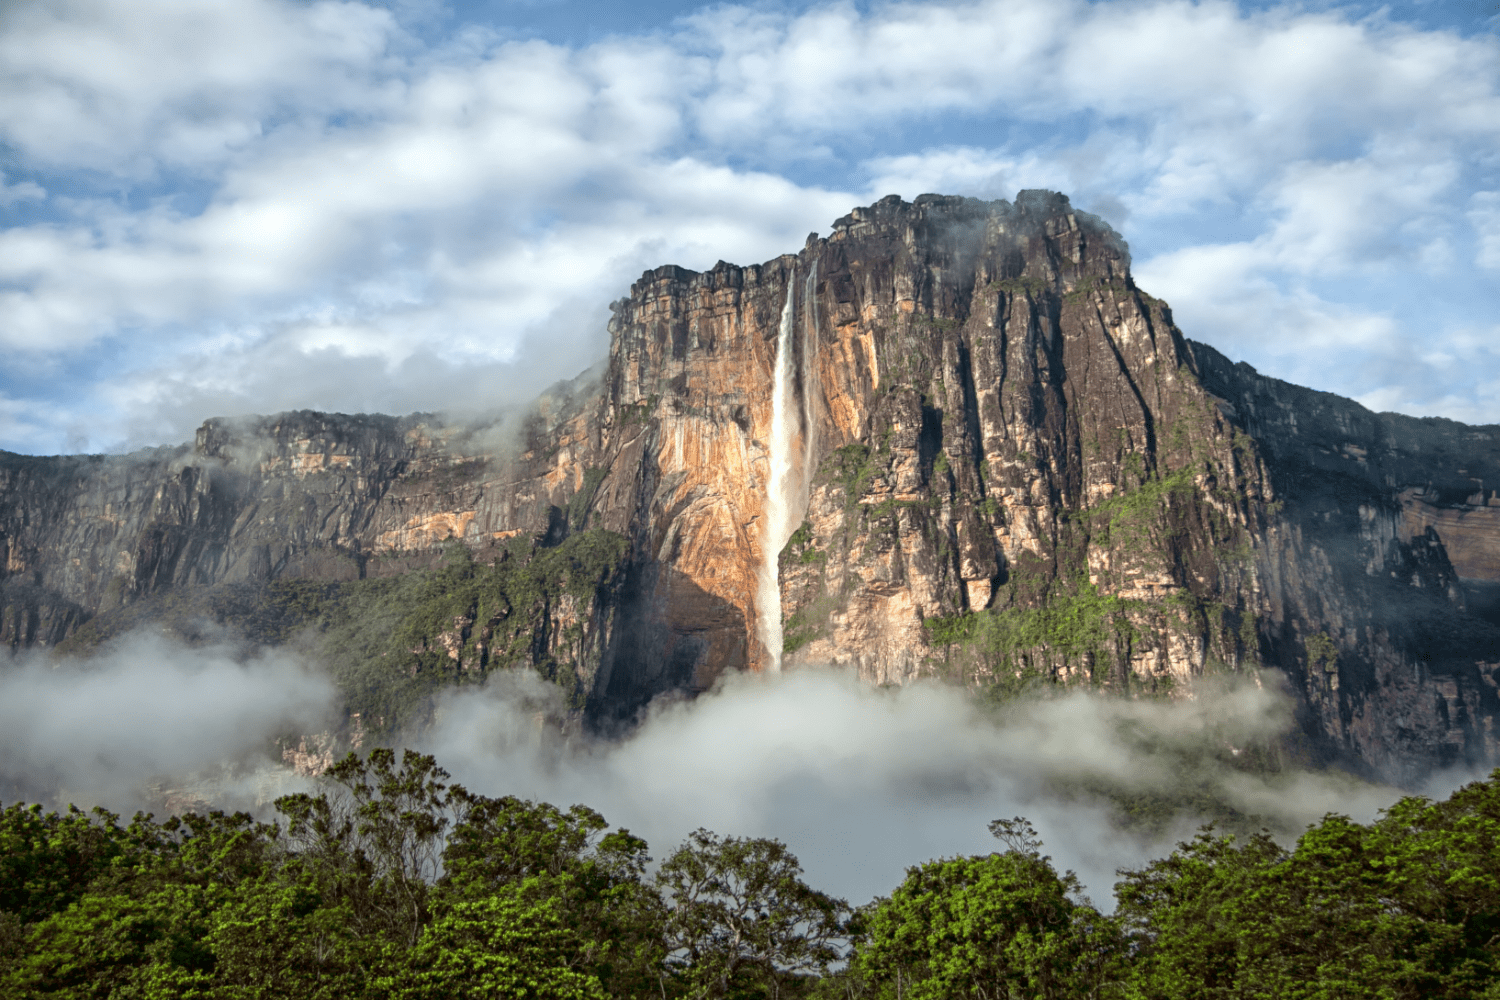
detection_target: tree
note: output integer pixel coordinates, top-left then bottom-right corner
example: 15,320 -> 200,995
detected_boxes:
441,794 -> 667,999
858,824 -> 1112,1000
206,864 -> 372,1000
1113,825 -> 1288,998
275,748 -> 468,949
1114,770 -> 1500,999
862,853 -> 1081,998
3,885 -> 219,999
441,796 -> 614,890
656,829 -> 848,1000
383,882 -> 605,1000
0,803 -> 129,925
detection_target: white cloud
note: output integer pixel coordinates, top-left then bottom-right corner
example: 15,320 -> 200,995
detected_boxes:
861,148 -> 1057,204
0,0 -> 1498,451
0,0 -> 402,176
0,633 -> 336,810
1352,323 -> 1500,423
0,648 -> 1418,905
0,173 -> 45,207
1136,243 -> 1401,348
1471,191 -> 1500,269
425,668 -> 1403,906
1260,145 -> 1459,275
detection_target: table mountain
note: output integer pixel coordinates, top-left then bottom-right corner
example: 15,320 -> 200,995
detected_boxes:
3,191 -> 1496,783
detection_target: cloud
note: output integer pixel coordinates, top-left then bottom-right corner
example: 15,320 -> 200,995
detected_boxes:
0,633 -> 337,813
860,148 -> 1059,205
1134,243 -> 1401,353
422,668 -> 1405,906
1353,322 -> 1500,423
0,0 -> 1498,453
0,0 -> 402,177
0,173 -> 45,208
1471,191 -> 1500,270
0,641 -> 1441,907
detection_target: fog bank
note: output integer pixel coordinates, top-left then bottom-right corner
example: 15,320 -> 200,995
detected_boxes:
0,633 -> 1448,907
424,668 -> 1407,905
0,633 -> 335,814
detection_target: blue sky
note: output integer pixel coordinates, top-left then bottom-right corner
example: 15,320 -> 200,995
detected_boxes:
1,0 -> 1498,454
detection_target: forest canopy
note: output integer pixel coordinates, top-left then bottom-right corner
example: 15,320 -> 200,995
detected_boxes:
2,749 -> 1497,999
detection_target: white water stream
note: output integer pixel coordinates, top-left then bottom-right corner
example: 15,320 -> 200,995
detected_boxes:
757,270 -> 803,672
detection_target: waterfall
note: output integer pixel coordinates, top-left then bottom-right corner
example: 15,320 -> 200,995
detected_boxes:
758,269 -> 801,672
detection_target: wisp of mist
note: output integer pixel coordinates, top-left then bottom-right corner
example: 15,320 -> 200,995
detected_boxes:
0,632 -> 336,814
424,667 -> 1407,905
0,632 -> 1443,906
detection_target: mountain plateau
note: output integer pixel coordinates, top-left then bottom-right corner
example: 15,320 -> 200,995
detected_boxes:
3,191 -> 1497,785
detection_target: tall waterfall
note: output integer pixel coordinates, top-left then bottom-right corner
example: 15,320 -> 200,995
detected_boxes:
757,270 -> 802,672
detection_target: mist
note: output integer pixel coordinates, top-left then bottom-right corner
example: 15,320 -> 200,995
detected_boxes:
0,632 -> 336,815
0,631 -> 1456,908
421,667 -> 1413,907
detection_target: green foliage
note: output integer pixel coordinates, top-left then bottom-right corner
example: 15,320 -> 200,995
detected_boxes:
617,395 -> 660,426
207,872 -> 372,998
4,760 -> 1500,999
1238,609 -> 1261,660
782,628 -> 817,656
826,444 -> 881,507
52,528 -> 630,733
924,579 -> 1135,680
7,887 -> 219,998
0,803 -> 128,925
1062,275 -> 1101,302
275,749 -> 464,949
567,467 -> 610,531
779,520 -> 827,568
386,887 -> 606,1000
988,276 -> 1049,297
303,530 -> 627,730
441,795 -> 663,999
1115,772 -> 1500,998
1092,468 -> 1197,548
782,593 -> 842,656
656,830 -> 849,1000
912,314 -> 960,332
1306,630 -> 1339,673
857,820 -> 1117,1000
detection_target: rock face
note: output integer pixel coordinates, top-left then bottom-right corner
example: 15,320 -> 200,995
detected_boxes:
2,191 -> 1497,782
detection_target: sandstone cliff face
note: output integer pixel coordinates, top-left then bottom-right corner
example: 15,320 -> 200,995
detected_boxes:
2,191 -> 1496,781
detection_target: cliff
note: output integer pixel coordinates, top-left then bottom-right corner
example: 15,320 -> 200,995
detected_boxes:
2,191 -> 1496,782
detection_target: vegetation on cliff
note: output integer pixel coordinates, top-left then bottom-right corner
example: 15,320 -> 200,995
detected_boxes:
2,753 -> 1498,999
53,530 -> 630,734
923,578 -> 1136,686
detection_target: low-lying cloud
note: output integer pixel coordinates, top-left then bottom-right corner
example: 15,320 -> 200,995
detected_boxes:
0,633 -> 1459,907
0,632 -> 336,814
422,668 -> 1408,906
